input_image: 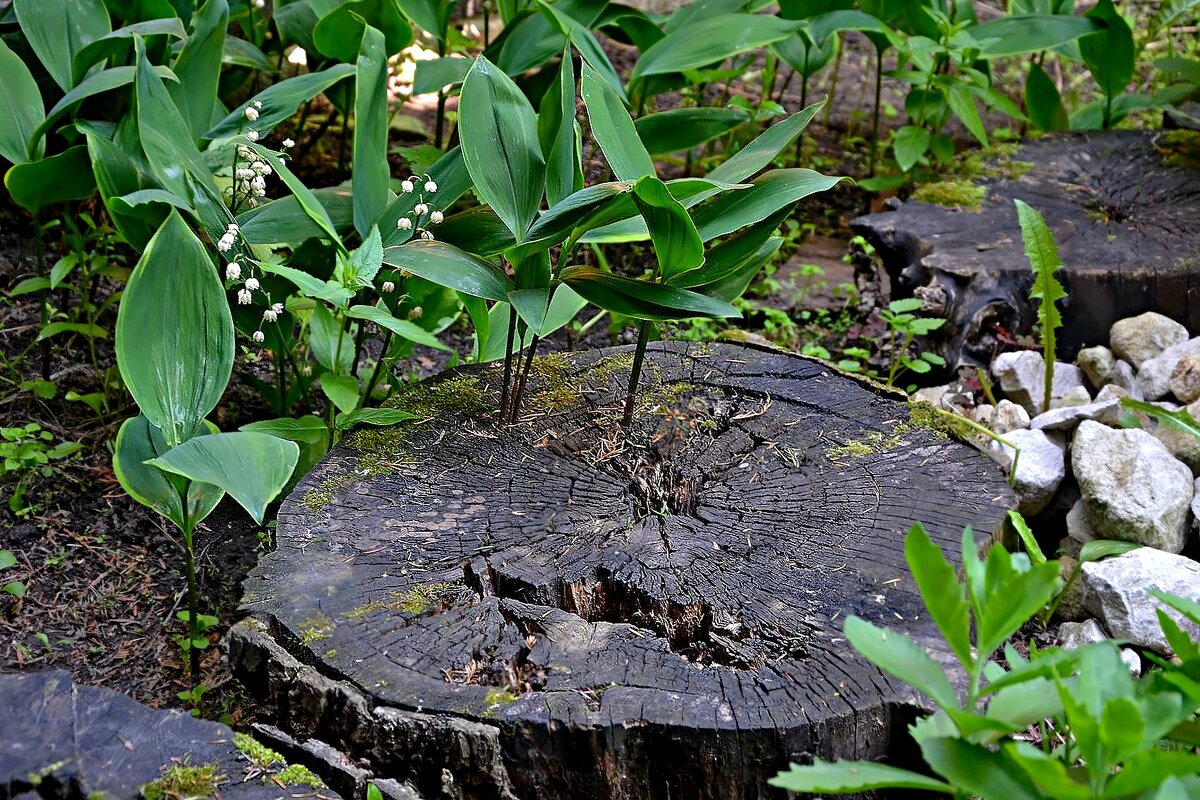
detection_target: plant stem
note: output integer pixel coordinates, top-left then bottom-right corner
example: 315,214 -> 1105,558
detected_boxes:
182,511 -> 201,679
823,38 -> 844,128
510,334 -> 541,422
33,214 -> 50,380
869,46 -> 884,177
435,41 -> 448,149
622,321 -> 652,428
361,331 -> 394,407
499,306 -> 518,422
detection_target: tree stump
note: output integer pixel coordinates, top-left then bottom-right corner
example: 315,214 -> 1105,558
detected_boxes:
851,131 -> 1200,368
233,341 -> 1013,800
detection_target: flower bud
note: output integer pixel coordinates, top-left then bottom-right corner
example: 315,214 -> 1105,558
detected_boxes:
429,210 -> 444,224
282,138 -> 295,148
247,130 -> 260,141
397,217 -> 413,231
414,203 -> 429,216
237,288 -> 253,305
245,277 -> 260,291
244,106 -> 259,122
381,281 -> 396,293
271,302 -> 284,315
253,329 -> 265,342
420,230 -> 434,240
407,306 -> 424,320
263,308 -> 279,323
226,262 -> 242,280
401,180 -> 415,193
424,180 -> 437,193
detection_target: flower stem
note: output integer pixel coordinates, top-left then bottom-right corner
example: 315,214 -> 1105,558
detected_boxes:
622,321 -> 652,428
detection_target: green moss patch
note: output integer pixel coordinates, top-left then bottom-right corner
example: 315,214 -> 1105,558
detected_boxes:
140,763 -> 221,800
911,180 -> 987,211
345,582 -> 458,619
297,613 -> 333,646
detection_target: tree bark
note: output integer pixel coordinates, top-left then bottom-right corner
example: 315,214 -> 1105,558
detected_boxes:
852,131 -> 1200,368
235,341 -> 1014,800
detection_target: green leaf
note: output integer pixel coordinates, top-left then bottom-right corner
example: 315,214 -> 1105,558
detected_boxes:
72,18 -> 187,81
539,47 -> 581,207
259,262 -> 353,308
581,63 -> 654,182
313,0 -> 413,63
946,81 -> 987,147
769,759 -> 953,794
561,266 -> 742,321
635,107 -> 751,157
115,211 -> 234,447
630,14 -> 800,80
168,0 -> 227,141
0,37 -> 46,165
336,407 -> 420,430
382,240 -> 514,302
14,0 -> 112,91
458,56 -> 545,239
148,431 -> 299,524
4,146 -> 96,215
632,175 -> 704,281
113,415 -> 223,532
10,277 -> 52,297
396,0 -> 451,41
309,303 -> 355,372
1006,510 -> 1046,565
1149,587 -> 1200,627
412,56 -> 471,96
36,321 -> 108,342
0,552 -> 17,571
380,146 -> 472,246
1014,199 -> 1066,407
222,37 -> 274,71
844,615 -> 959,710
346,303 -> 450,351
970,14 -> 1103,56
513,181 -> 635,261
674,210 -> 790,290
894,125 -> 931,172
536,0 -> 626,100
707,100 -> 824,186
1120,399 -> 1200,444
205,65 -> 356,140
244,142 -> 343,249
1080,0 -> 1135,103
905,523 -> 973,670
354,24 -> 391,238
692,168 -> 844,241
33,65 -> 175,156
320,374 -> 361,415
975,556 -> 1062,660
1025,62 -> 1069,132
919,737 -> 1043,800
238,187 -> 354,245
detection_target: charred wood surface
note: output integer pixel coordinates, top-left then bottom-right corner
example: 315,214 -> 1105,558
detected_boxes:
235,341 -> 1013,799
852,131 -> 1200,367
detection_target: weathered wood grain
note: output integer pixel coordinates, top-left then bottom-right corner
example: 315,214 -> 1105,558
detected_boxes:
852,131 -> 1200,367
235,341 -> 1013,799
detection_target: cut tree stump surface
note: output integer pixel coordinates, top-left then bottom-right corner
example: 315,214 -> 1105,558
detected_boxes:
235,341 -> 1013,799
0,670 -> 336,800
852,131 -> 1200,367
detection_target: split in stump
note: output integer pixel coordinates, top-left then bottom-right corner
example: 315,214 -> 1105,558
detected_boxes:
233,341 -> 1014,800
852,130 -> 1200,367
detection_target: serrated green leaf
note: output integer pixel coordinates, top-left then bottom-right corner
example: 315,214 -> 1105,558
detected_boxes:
1014,199 -> 1066,410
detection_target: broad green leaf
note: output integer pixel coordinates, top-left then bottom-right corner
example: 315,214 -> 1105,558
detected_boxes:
693,168 -> 845,241
1007,510 -> 1046,565
308,303 -> 356,372
313,0 -> 413,62
1014,199 -> 1066,408
893,125 -> 931,172
0,38 -> 46,165
168,0 -> 227,140
222,37 -> 274,71
343,227 -> 385,289
259,262 -> 353,307
320,374 -> 361,415
844,615 -> 959,710
396,0 -> 451,40
4,146 -> 96,215
633,175 -> 704,281
238,187 -> 354,245
1105,749 -> 1200,798
905,523 -> 973,669
1120,399 -> 1200,444
354,25 -> 391,238
0,552 -> 15,571
458,57 -> 545,239
1080,0 -> 1134,103
148,431 -> 299,524
32,65 -> 177,156
115,211 -> 234,447
581,63 -> 654,181
244,142 -> 343,250
10,277 -> 51,296
700,237 -> 782,303
380,147 -> 472,246
412,57 -> 471,95
769,759 -> 953,794
512,181 -> 635,261
1025,62 -> 1068,132
507,288 -> 552,334
83,126 -> 159,250
976,559 -> 1062,660
240,415 -> 329,446
113,415 -> 223,532
674,210 -> 790,290
382,240 -> 514,302
539,47 -> 581,207
971,14 -> 1102,56
433,206 -> 517,256
920,738 -> 1043,800
494,0 -> 607,76
561,266 -> 741,320
36,321 -> 108,342
205,65 -> 356,139
536,0 -> 625,100
346,303 -> 450,350
1149,587 -> 1200,627
72,18 -> 187,81
50,254 -> 77,288
946,81 -> 987,146
630,14 -> 800,80
14,0 -> 112,91
634,107 -> 751,157
707,100 -> 824,185
336,407 -> 420,430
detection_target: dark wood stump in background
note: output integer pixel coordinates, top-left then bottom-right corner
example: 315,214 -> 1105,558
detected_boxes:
852,131 -> 1200,368
232,342 -> 1013,800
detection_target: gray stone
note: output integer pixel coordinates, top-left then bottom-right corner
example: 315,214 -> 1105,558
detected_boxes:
1058,619 -> 1106,649
1053,556 -> 1091,621
1066,499 -> 1096,548
1120,648 -> 1142,676
1030,397 -> 1120,432
1076,346 -> 1117,390
993,351 -> 1086,415
1111,361 -> 1143,399
1137,337 -> 1200,400
972,403 -> 995,427
1081,547 -> 1200,655
992,399 -> 1030,434
1169,353 -> 1200,404
1050,385 -> 1092,408
1193,477 -> 1200,531
1071,420 -> 1193,553
372,780 -> 428,800
1110,312 -> 1188,369
912,384 -> 950,408
992,428 -> 1066,516
1154,398 -> 1200,475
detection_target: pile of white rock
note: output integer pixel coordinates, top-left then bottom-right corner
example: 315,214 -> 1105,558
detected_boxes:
914,311 -> 1200,669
